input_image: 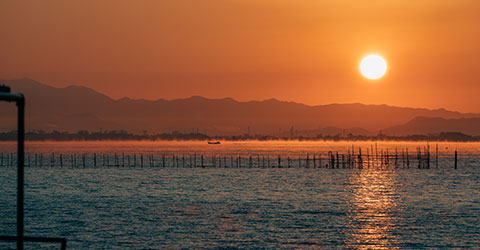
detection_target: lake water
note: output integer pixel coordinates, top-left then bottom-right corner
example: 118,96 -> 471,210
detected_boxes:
1,141 -> 480,249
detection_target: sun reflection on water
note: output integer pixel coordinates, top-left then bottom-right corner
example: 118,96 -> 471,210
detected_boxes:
346,169 -> 401,249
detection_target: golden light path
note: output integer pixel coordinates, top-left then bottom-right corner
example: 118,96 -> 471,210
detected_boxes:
346,168 -> 400,249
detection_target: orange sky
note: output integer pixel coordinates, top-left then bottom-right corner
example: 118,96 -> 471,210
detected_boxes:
1,0 -> 480,112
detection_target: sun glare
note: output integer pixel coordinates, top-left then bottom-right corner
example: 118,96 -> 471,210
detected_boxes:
360,55 -> 387,80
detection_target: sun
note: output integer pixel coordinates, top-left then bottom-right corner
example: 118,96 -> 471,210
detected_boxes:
360,55 -> 387,80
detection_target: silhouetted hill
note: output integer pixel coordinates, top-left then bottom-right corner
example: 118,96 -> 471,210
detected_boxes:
1,78 -> 479,135
383,117 -> 480,136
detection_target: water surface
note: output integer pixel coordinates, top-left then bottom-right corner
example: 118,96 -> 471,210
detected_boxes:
1,141 -> 479,249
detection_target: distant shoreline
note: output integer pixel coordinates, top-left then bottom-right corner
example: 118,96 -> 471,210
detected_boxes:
0,130 -> 479,143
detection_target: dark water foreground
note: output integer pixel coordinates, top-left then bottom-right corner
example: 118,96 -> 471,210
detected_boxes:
1,166 -> 479,249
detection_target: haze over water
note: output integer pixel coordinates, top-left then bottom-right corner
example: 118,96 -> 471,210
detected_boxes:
1,141 -> 479,249
1,140 -> 480,157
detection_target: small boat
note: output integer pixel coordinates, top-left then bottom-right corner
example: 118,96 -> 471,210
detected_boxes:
208,141 -> 221,144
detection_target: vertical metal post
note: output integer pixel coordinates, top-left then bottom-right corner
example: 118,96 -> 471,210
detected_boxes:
17,96 -> 25,250
1,88 -> 66,249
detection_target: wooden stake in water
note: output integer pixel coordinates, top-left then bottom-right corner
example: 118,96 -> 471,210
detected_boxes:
428,147 -> 431,169
347,149 -> 351,169
306,153 -> 309,168
370,144 -> 374,163
386,149 -> 389,167
367,148 -> 370,169
327,151 -> 331,169
454,148 -> 457,169
394,148 -> 398,169
358,148 -> 362,169
417,148 -> 420,169
406,148 -> 409,168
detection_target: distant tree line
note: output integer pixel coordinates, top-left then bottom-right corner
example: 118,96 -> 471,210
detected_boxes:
0,130 -> 478,142
0,130 -> 209,141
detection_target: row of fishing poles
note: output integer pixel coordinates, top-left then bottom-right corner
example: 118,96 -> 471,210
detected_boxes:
0,144 -> 459,169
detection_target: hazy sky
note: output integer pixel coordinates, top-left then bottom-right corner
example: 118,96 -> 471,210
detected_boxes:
1,0 -> 479,112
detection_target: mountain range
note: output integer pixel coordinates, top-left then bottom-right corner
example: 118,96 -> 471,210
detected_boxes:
1,78 -> 480,136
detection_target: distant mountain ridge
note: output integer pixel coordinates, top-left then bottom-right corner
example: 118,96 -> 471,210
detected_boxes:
384,117 -> 480,136
1,78 -> 479,135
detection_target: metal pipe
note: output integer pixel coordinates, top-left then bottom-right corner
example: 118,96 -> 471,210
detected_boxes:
0,92 -> 24,102
1,86 -> 66,249
0,87 -> 25,250
17,95 -> 25,250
